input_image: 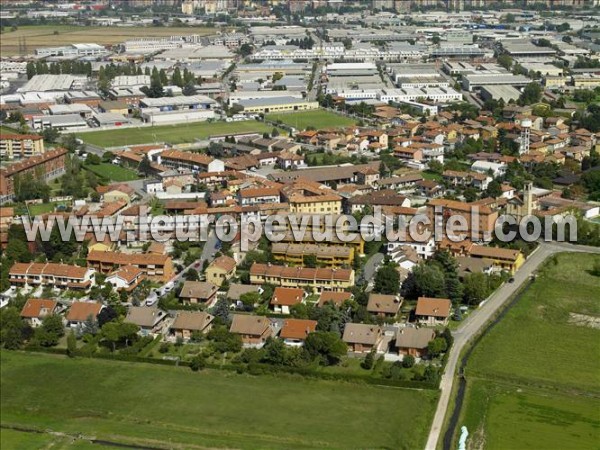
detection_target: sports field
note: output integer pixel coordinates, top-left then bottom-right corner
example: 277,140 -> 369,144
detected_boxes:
76,121 -> 275,148
458,252 -> 600,449
1,351 -> 438,450
267,109 -> 356,130
1,25 -> 214,56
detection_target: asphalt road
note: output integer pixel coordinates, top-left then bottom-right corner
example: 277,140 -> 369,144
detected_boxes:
361,252 -> 384,287
424,241 -> 600,450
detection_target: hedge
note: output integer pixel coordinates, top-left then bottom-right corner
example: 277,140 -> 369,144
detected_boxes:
20,348 -> 439,390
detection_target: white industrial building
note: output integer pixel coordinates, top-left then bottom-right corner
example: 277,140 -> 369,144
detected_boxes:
379,87 -> 462,103
18,74 -> 88,93
35,43 -> 108,58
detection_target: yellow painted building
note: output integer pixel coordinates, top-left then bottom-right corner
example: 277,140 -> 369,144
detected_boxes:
249,263 -> 355,292
0,134 -> 45,160
271,243 -> 354,267
239,99 -> 319,114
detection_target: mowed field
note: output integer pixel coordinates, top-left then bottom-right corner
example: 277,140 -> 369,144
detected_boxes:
76,121 -> 275,148
267,109 -> 357,130
1,25 -> 214,56
1,352 -> 438,450
459,252 -> 600,449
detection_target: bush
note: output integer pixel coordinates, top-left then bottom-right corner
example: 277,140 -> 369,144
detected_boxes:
190,354 -> 206,372
158,343 -> 170,354
402,355 -> 415,368
361,351 -> 375,370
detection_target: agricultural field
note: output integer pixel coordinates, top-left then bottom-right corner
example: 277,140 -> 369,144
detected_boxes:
83,163 -> 139,182
0,25 -> 214,56
267,109 -> 357,130
76,121 -> 275,148
1,351 -> 438,450
458,252 -> 600,449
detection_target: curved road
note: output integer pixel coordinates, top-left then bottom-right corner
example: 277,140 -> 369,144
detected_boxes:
424,241 -> 600,450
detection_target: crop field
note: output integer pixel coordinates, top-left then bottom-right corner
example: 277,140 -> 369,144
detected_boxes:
83,163 -> 139,182
458,252 -> 600,449
0,25 -> 214,56
267,109 -> 357,130
1,351 -> 439,450
76,121 -> 275,148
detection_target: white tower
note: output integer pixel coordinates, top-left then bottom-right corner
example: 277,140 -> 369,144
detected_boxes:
519,118 -> 532,155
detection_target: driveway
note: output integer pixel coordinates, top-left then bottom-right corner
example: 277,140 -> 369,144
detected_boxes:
361,252 -> 384,285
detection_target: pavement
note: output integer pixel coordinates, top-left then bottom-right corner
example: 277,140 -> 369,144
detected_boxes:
361,252 -> 384,286
424,241 -> 600,450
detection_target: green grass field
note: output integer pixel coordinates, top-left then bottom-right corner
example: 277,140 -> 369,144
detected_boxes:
27,201 -> 71,216
267,110 -> 356,130
1,352 -> 438,450
83,163 -> 139,182
458,252 -> 600,449
0,125 -> 23,134
0,428 -> 115,450
76,121 -> 274,148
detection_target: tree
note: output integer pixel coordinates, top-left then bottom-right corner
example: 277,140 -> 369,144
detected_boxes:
402,262 -> 446,299
361,350 -> 375,370
171,67 -> 183,87
97,305 -> 117,328
427,337 -> 447,357
138,155 -> 152,177
190,354 -> 206,371
212,298 -> 229,323
185,268 -> 200,281
497,54 -> 513,71
34,314 -> 65,347
433,251 -> 463,303
428,160 -> 444,175
0,307 -> 27,350
485,180 -> 502,199
42,127 -> 60,143
67,330 -> 77,357
239,292 -> 260,310
519,82 -> 542,106
303,254 -> 318,268
374,265 -> 400,295
101,321 -> 139,352
402,355 -> 415,368
239,43 -> 253,57
182,81 -> 197,96
463,272 -> 490,305
303,331 -> 347,365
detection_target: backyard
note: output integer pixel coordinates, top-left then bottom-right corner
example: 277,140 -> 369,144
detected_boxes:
267,109 -> 356,130
76,121 -> 275,148
0,25 -> 214,56
457,252 -> 600,449
1,351 -> 438,450
83,163 -> 139,182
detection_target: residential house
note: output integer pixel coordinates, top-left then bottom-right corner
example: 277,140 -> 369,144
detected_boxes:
270,287 -> 305,314
226,283 -> 262,303
170,311 -> 215,341
106,265 -> 145,292
395,327 -> 436,358
125,306 -> 167,336
318,291 -> 353,307
367,294 -> 402,318
229,314 -> 273,348
87,251 -> 174,282
65,301 -> 104,327
20,299 -> 60,328
9,262 -> 95,290
179,281 -> 219,305
279,318 -> 318,347
342,323 -> 383,354
205,256 -> 237,287
249,263 -> 355,292
415,297 -> 452,326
